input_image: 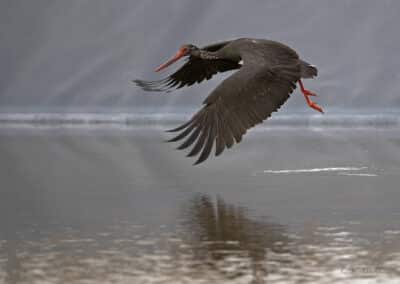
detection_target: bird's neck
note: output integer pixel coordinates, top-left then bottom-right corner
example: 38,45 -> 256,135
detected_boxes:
198,50 -> 220,60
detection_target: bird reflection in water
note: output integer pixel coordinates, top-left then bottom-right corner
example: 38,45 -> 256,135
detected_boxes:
180,194 -> 290,283
2,192 -> 400,283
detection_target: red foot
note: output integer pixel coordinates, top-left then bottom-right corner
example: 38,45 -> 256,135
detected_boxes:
303,89 -> 317,97
298,80 -> 324,113
308,101 -> 324,113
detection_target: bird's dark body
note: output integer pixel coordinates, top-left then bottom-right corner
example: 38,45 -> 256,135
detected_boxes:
134,38 -> 320,164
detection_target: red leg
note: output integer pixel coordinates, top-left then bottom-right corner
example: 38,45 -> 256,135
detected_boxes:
298,80 -> 324,113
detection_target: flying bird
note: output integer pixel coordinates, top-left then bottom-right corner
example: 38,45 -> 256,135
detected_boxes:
134,38 -> 322,165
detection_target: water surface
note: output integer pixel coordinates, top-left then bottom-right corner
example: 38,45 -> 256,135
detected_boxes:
1,122 -> 400,283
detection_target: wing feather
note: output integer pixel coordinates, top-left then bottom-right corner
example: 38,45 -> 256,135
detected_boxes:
133,41 -> 240,92
167,62 -> 301,164
214,111 -> 225,156
187,116 -> 209,157
195,117 -> 216,165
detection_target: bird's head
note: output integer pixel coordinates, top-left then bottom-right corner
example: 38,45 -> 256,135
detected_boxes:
155,44 -> 199,72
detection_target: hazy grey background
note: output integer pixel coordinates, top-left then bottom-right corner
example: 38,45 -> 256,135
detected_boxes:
2,2 -> 400,282
1,0 -> 399,112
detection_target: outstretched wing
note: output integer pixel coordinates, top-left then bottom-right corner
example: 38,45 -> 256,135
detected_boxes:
133,41 -> 240,92
167,62 -> 301,165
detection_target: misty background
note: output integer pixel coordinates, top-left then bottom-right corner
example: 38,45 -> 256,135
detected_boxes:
2,2 -> 400,283
0,0 -> 399,113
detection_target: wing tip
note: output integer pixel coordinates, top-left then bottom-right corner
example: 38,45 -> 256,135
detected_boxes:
132,78 -> 177,92
192,159 -> 204,166
165,123 -> 189,133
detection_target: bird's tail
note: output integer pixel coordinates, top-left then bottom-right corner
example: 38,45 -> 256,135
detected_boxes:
300,60 -> 318,78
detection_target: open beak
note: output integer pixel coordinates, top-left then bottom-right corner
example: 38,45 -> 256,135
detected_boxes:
155,49 -> 186,72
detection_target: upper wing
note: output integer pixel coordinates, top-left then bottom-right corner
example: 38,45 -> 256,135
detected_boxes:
133,41 -> 240,92
167,62 -> 301,165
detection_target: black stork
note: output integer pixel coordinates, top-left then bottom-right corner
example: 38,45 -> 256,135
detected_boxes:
134,38 -> 322,165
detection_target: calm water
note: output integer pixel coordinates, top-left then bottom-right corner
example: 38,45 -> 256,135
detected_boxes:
1,123 -> 400,283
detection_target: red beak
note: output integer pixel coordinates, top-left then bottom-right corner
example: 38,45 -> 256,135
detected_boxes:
155,48 -> 187,72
